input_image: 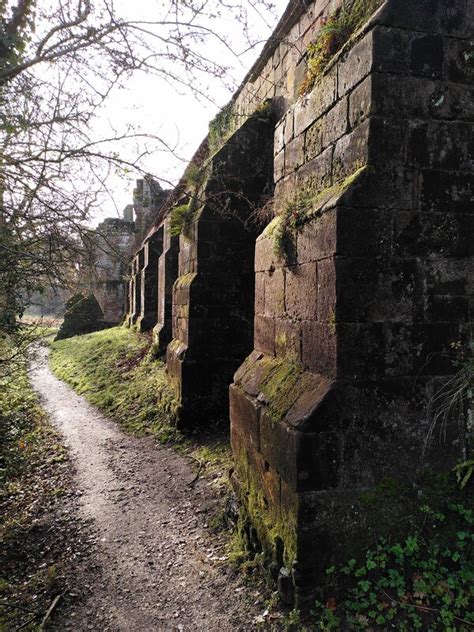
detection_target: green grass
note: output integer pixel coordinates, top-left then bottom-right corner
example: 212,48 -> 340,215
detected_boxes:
0,333 -> 69,630
50,326 -> 182,443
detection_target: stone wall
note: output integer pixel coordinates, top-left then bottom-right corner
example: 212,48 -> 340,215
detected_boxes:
125,0 -> 473,607
91,216 -> 135,323
91,178 -> 170,325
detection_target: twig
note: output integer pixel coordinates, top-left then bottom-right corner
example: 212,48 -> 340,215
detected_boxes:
187,457 -> 204,486
375,583 -> 473,626
15,613 -> 40,631
39,592 -> 63,629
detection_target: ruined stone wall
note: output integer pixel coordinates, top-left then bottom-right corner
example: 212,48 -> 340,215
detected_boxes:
126,0 -> 473,607
92,216 -> 135,323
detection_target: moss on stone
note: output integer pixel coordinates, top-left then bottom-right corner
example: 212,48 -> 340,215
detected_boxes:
272,166 -> 369,260
232,451 -> 297,572
174,273 -> 196,289
167,338 -> 185,354
300,0 -> 383,95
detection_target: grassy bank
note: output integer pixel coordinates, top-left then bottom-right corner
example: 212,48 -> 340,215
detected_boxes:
0,333 -> 80,630
50,327 -> 181,443
50,327 -> 232,487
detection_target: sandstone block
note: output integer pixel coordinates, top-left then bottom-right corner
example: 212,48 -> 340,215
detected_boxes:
285,263 -> 318,321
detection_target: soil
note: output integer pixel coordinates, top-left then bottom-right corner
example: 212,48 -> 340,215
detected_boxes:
28,346 -> 279,631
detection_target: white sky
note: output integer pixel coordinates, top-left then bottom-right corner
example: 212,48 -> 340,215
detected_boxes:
93,0 -> 289,223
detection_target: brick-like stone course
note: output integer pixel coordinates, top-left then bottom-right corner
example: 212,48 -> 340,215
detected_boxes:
121,0 -> 473,610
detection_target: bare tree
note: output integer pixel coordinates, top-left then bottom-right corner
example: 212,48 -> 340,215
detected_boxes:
0,0 -> 277,331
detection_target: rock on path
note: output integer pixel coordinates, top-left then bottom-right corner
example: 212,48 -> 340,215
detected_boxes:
29,346 -> 266,631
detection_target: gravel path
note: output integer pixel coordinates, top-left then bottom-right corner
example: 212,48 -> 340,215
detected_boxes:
29,346 -> 268,631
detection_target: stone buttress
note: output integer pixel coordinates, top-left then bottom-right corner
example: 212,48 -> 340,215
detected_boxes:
230,0 -> 473,608
166,113 -> 274,425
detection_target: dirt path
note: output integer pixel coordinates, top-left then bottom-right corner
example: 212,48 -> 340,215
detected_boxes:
29,346 -> 270,632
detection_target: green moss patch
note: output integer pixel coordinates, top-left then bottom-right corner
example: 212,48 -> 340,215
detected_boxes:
300,0 -> 383,95
272,166 -> 368,260
50,327 -> 181,442
314,473 -> 474,631
231,452 -> 297,573
0,334 -> 81,630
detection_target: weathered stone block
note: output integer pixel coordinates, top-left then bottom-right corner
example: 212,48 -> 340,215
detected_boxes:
446,38 -> 474,85
410,34 -> 444,78
369,117 -> 405,168
274,149 -> 285,183
275,319 -> 301,359
274,119 -> 286,155
304,119 -> 324,163
337,31 -> 373,98
419,170 -> 474,213
429,83 -> 474,121
393,211 -> 474,259
443,0 -> 474,38
335,257 -> 417,323
283,109 -> 295,145
301,322 -> 337,378
297,211 -> 337,263
284,137 -> 305,174
378,0 -> 442,33
348,75 -> 372,130
264,268 -> 285,317
332,121 -> 369,181
372,26 -> 412,74
408,121 -> 473,172
337,207 -> 392,258
255,314 -> 276,356
315,258 -> 336,323
296,146 -> 333,197
285,263 -> 318,321
338,166 -> 416,211
255,271 -> 265,315
322,96 -> 348,148
260,413 -> 339,491
372,73 -> 438,121
294,67 -> 337,136
229,384 -> 260,451
285,373 -> 336,432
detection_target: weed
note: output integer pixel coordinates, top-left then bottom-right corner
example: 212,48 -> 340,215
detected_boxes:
208,102 -> 236,155
312,477 -> 473,631
300,0 -> 383,95
169,203 -> 196,239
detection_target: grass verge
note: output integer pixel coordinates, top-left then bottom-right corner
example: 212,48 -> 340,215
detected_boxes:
0,333 -> 87,631
49,326 -> 233,488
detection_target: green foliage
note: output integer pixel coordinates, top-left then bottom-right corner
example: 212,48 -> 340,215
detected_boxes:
300,0 -> 383,95
208,102 -> 235,155
50,327 -> 181,442
453,460 -> 474,490
54,292 -> 106,341
0,334 -> 48,488
313,481 -> 474,631
169,203 -> 196,239
0,333 -> 70,630
270,167 -> 367,260
185,163 -> 205,188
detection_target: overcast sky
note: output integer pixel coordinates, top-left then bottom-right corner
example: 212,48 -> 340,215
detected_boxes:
92,0 -> 289,223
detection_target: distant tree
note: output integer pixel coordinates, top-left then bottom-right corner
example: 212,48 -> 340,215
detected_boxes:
0,0 -> 276,331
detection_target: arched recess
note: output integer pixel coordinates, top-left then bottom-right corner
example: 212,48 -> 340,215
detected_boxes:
166,111 -> 275,426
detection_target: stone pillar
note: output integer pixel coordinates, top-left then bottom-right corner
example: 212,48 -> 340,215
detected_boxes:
230,0 -> 473,609
166,113 -> 274,426
153,220 -> 179,353
136,230 -> 163,332
91,217 -> 135,324
129,250 -> 145,325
